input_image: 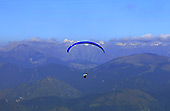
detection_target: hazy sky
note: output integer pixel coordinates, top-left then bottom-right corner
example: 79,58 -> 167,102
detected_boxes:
0,0 -> 170,42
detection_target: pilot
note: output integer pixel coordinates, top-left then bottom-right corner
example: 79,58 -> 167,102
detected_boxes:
83,73 -> 87,78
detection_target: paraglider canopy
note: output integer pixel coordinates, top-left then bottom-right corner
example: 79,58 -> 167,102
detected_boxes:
67,41 -> 105,53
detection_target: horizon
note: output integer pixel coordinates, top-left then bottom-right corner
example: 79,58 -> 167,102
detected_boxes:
1,33 -> 170,45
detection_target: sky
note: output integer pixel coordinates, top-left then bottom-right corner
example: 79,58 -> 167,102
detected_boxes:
0,0 -> 170,42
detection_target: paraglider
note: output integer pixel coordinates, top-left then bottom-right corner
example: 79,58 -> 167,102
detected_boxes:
66,41 -> 105,78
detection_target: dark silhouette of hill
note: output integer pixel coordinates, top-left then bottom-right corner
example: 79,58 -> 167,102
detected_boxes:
0,77 -> 81,101
0,89 -> 160,111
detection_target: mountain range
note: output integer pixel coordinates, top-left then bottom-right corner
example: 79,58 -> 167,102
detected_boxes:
1,38 -> 170,68
0,53 -> 170,110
